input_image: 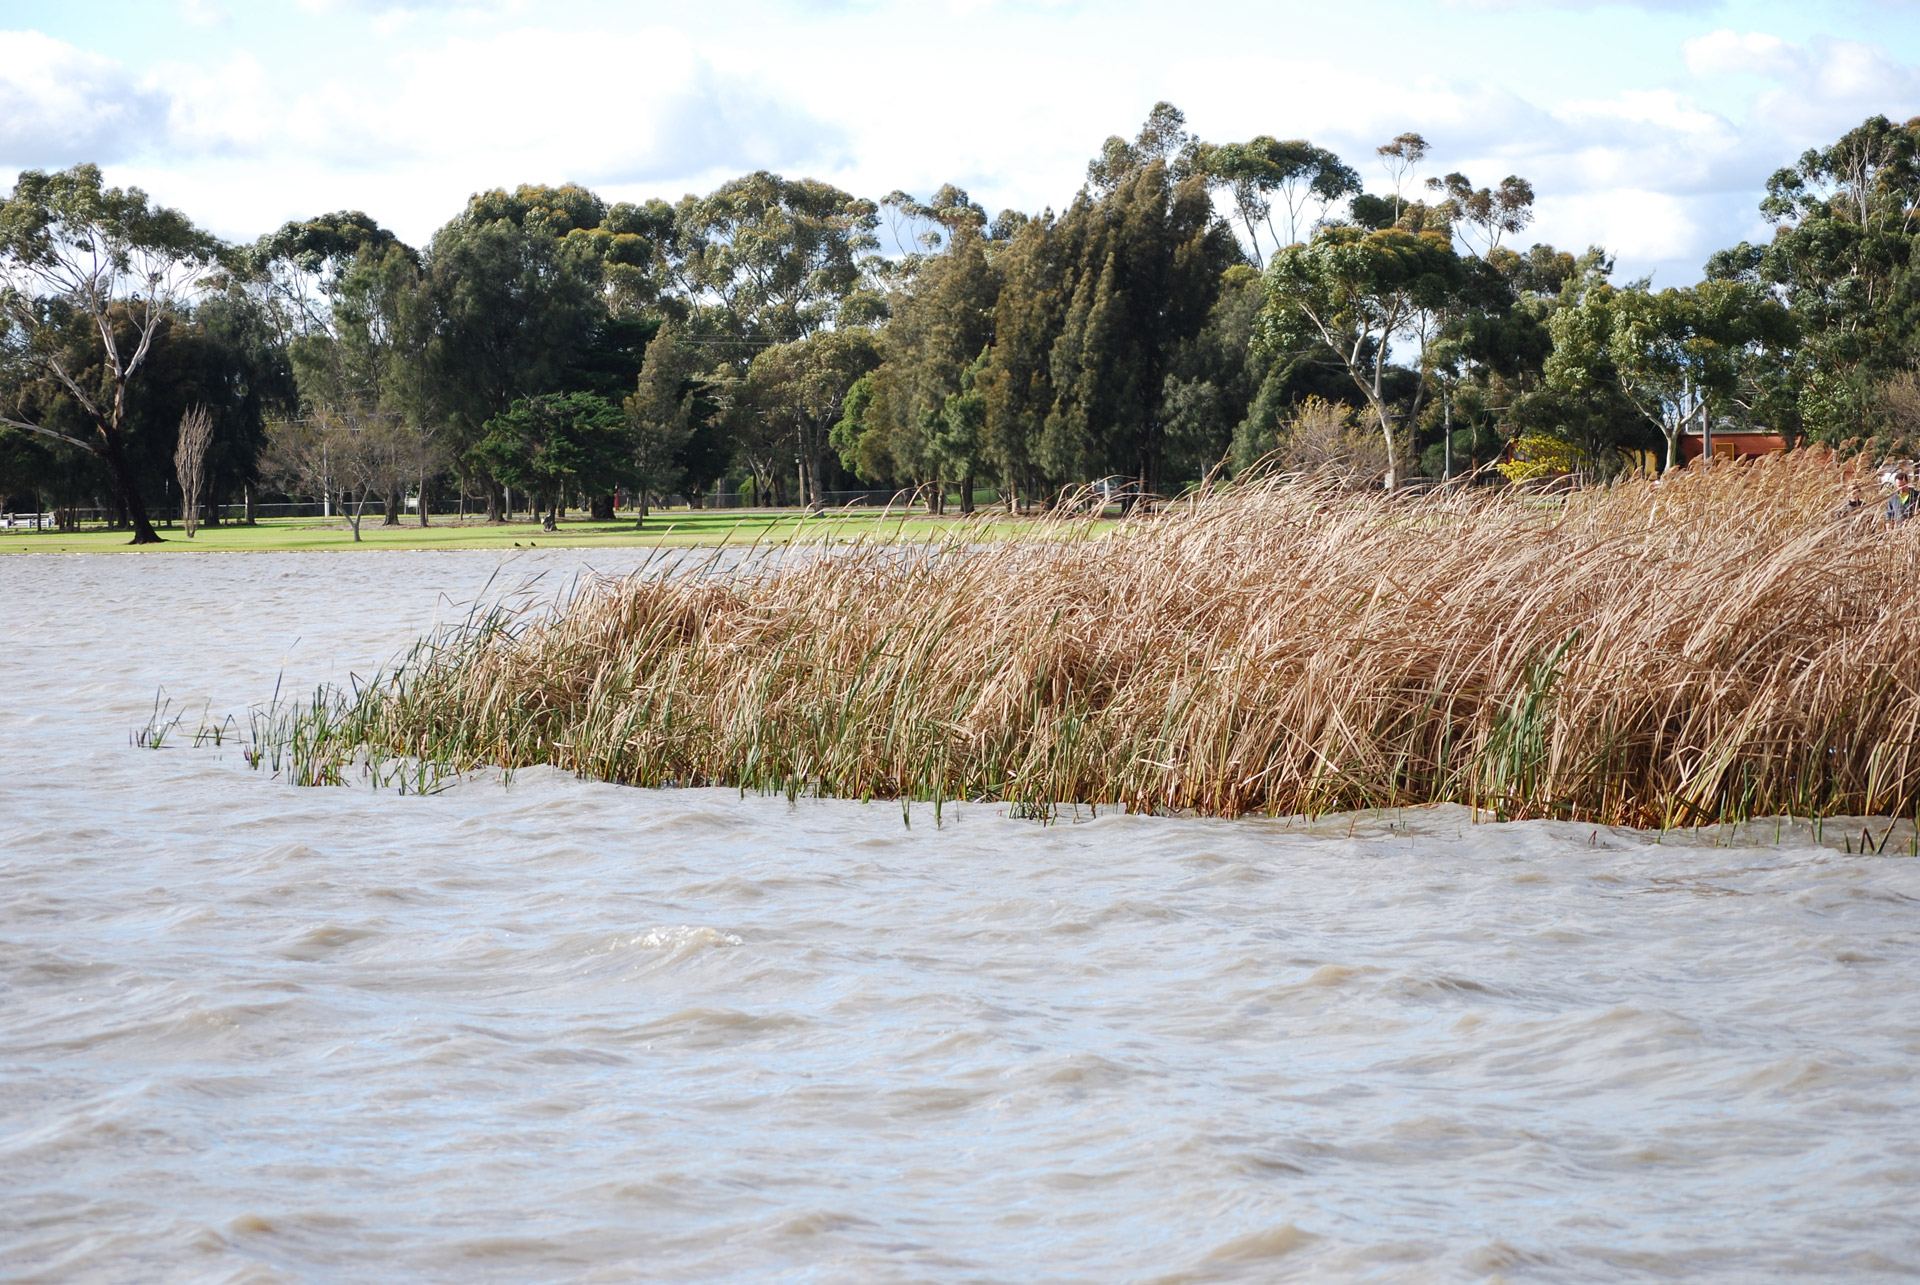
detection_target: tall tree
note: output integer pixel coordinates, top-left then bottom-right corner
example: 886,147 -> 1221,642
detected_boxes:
1732,114 -> 1920,444
623,319 -> 701,524
1545,278 -> 1795,471
425,184 -> 612,516
1087,102 -> 1203,194
841,190 -> 1001,497
1258,224 -> 1463,489
976,210 -> 1072,503
1376,133 -> 1430,222
0,165 -> 222,542
467,392 -> 630,527
669,173 -> 879,348
976,114 -> 1243,501
750,328 -> 880,507
1424,172 -> 1536,258
1200,137 -> 1361,266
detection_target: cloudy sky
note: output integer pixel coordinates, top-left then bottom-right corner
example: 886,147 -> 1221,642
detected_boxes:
4,0 -> 1919,283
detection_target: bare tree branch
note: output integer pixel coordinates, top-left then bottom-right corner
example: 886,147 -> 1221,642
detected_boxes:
0,414 -> 93,452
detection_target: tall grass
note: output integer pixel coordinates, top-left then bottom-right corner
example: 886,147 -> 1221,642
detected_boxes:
260,451 -> 1920,827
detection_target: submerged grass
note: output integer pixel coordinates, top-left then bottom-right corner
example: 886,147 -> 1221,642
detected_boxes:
250,451 -> 1920,828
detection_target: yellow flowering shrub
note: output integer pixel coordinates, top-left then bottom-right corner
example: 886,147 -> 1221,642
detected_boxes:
1497,433 -> 1583,483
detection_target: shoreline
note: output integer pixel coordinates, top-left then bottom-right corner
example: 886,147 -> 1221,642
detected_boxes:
0,508 -> 1051,554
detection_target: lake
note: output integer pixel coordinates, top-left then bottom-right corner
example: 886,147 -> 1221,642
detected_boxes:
4,549 -> 1917,1282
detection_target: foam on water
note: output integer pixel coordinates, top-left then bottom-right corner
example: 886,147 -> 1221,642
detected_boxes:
4,549 -> 1919,1281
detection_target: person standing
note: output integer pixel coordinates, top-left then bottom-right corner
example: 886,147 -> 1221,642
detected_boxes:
1837,481 -> 1870,525
1888,472 -> 1919,525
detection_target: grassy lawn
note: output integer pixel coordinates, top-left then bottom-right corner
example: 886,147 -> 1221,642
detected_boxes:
0,507 -> 1068,554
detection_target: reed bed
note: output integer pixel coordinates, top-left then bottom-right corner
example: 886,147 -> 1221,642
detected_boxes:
267,451 -> 1920,827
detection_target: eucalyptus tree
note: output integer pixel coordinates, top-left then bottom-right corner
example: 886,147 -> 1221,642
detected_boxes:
1376,133 -> 1430,222
250,210 -> 407,345
582,198 -> 679,317
1416,242 -> 1575,478
669,172 -> 879,351
1544,278 -> 1795,472
623,318 -> 701,523
256,210 -> 435,522
1730,114 -> 1920,442
1424,172 -> 1536,258
839,186 -> 1001,500
1087,102 -> 1203,195
749,327 -> 880,507
1258,224 -> 1463,489
423,184 -> 612,515
879,185 -> 987,263
0,164 -> 222,542
426,184 -> 609,416
1381,170 -> 1541,475
1201,137 -> 1361,265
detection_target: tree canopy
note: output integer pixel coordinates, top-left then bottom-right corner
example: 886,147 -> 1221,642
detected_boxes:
14,108 -> 1920,537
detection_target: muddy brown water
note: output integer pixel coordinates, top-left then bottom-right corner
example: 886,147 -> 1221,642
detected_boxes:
3,550 -> 1918,1282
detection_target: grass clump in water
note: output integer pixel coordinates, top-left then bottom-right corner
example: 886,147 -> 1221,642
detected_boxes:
254,451 -> 1920,828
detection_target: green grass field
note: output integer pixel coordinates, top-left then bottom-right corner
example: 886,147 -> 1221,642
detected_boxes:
0,507 -> 1058,554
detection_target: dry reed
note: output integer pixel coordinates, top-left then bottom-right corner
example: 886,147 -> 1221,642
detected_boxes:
275,450 -> 1920,827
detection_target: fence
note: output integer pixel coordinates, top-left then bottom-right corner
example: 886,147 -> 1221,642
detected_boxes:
700,489 -> 1002,510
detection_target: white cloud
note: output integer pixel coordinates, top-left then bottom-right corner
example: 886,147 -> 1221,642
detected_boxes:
0,31 -> 169,168
1535,189 -> 1702,267
0,24 -> 844,243
156,53 -> 279,156
1683,29 -> 1804,79
294,0 -> 522,12
7,8 -> 1920,285
1443,0 -> 1716,9
177,0 -> 231,28
1685,32 -> 1920,175
363,27 -> 845,185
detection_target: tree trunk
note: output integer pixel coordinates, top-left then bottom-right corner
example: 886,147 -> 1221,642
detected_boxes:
383,486 -> 401,526
1377,405 -> 1398,492
960,469 -> 975,516
97,425 -> 161,544
590,492 -> 615,521
486,484 -> 503,523
418,472 -> 430,527
803,453 -> 823,512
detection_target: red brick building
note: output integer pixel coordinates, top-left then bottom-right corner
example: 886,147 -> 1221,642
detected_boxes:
1680,428 -> 1787,462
